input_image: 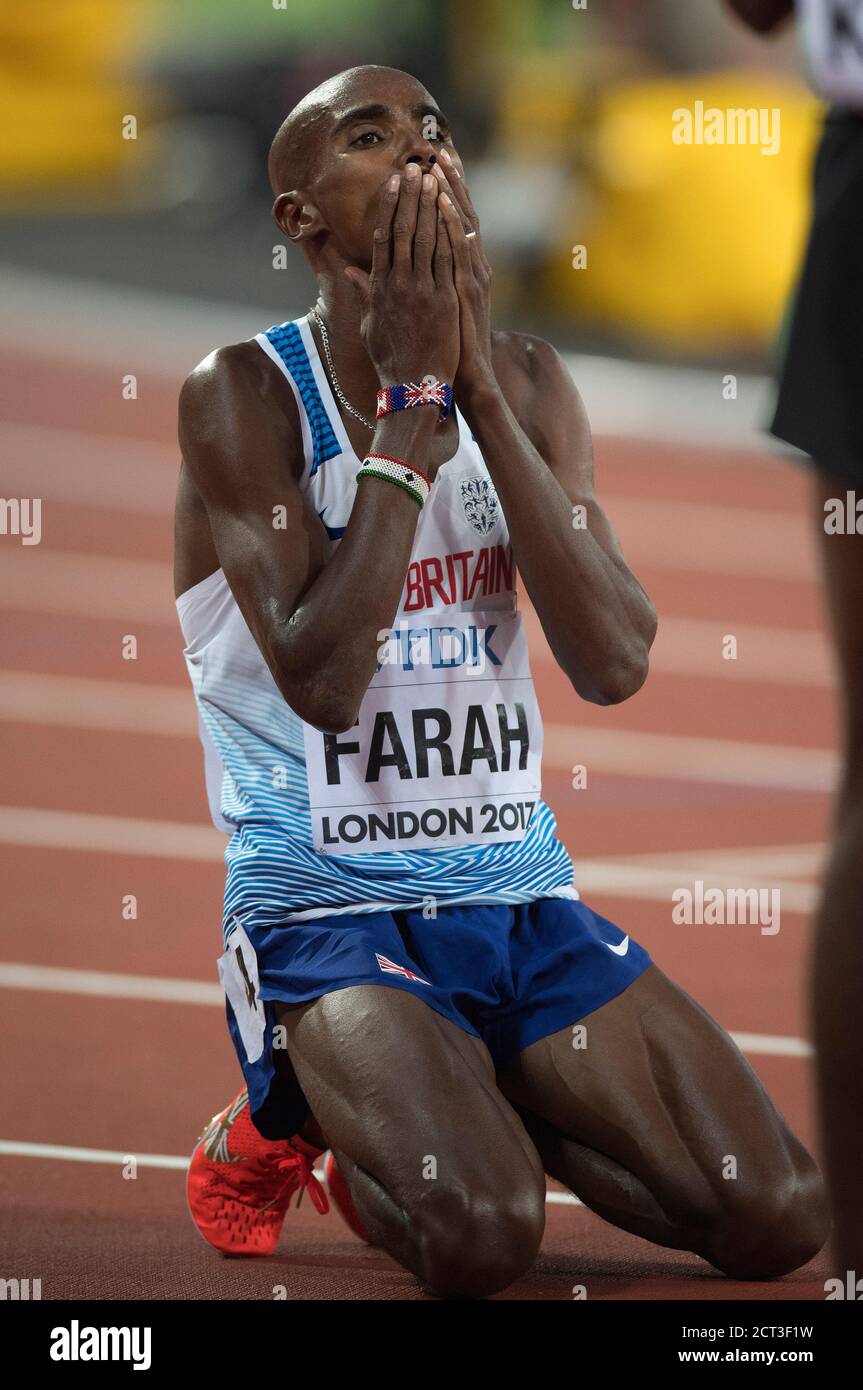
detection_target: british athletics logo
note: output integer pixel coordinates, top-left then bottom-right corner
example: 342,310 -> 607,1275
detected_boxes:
375,953 -> 431,986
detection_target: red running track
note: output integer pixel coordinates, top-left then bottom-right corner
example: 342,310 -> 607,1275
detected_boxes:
0,343 -> 836,1299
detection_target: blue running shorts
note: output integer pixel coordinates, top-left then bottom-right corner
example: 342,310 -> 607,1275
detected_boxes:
218,897 -> 652,1139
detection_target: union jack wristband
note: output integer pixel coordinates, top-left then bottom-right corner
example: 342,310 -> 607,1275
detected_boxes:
376,375 -> 453,422
356,454 -> 431,509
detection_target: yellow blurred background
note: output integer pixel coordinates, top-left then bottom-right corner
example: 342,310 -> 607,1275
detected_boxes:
0,0 -> 821,358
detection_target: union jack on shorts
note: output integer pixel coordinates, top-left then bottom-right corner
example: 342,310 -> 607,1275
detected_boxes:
375,953 -> 431,986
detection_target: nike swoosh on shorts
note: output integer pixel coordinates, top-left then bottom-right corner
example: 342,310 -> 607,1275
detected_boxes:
604,935 -> 630,956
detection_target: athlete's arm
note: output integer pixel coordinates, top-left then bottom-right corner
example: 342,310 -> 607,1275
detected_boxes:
464,339 -> 656,705
177,172 -> 459,734
722,0 -> 793,32
434,177 -> 656,707
178,351 -> 435,733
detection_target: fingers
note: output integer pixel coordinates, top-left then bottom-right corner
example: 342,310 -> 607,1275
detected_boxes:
431,161 -> 472,235
433,155 -> 490,277
437,189 -> 474,290
413,171 -> 439,279
438,147 -> 477,228
391,164 -> 422,275
432,202 -> 454,290
370,173 -> 402,283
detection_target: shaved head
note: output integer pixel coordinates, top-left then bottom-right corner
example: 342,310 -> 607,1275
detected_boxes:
268,63 -> 459,271
268,65 -> 425,196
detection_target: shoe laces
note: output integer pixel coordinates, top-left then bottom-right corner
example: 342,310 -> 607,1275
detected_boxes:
275,1149 -> 330,1216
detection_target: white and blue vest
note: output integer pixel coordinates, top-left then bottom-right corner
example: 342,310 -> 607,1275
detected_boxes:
176,314 -> 577,942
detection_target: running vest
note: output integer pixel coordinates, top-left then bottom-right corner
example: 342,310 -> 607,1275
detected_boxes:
798,0 -> 863,104
176,314 -> 577,938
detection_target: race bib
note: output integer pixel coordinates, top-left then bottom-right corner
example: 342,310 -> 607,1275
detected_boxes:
218,922 -> 266,1062
303,609 -> 543,855
798,0 -> 863,103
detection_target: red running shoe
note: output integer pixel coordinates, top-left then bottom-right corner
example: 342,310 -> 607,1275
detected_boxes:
187,1088 -> 329,1256
323,1149 -> 373,1244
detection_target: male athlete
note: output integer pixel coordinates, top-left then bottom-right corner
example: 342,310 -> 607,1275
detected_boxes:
175,65 -> 827,1298
725,0 -> 863,1279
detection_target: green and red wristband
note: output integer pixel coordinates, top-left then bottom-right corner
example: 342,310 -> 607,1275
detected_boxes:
356,453 -> 431,508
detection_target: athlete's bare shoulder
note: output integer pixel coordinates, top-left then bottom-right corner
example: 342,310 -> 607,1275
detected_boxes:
179,338 -> 302,482
181,338 -> 280,398
492,327 -> 558,389
174,338 -> 307,598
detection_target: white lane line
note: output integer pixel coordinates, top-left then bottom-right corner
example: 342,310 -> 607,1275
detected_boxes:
0,670 -> 838,792
0,961 -> 814,1059
649,617 -> 832,687
0,805 -> 227,861
569,352 -> 778,453
731,1034 -> 813,1058
1,266 -> 781,452
0,806 -> 829,884
2,546 -> 825,645
1,265 -> 265,378
609,843 -> 825,878
578,842 -> 824,912
0,422 -> 177,514
0,962 -> 222,1004
543,725 -> 837,793
0,805 -> 828,908
0,671 -> 196,736
574,861 -> 817,914
0,1140 -> 188,1169
602,496 -> 816,581
4,417 -> 789,522
615,615 -> 833,687
521,606 -> 833,688
0,550 -> 170,623
0,521 -> 820,636
0,1136 -> 584,1202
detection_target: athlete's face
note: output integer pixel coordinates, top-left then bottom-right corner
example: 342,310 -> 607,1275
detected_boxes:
301,75 -> 464,269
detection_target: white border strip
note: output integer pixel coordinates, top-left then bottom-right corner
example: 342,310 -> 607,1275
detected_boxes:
0,961 -> 222,1004
0,668 -> 839,792
0,1140 -> 188,1170
0,961 -> 814,1059
0,1138 -> 582,1203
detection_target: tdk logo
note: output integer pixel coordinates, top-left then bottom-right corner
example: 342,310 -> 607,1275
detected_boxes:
50,1321 -> 152,1370
377,623 -> 500,675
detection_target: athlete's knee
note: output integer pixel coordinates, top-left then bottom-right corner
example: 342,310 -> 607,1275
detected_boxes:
706,1155 -> 830,1280
412,1179 -> 545,1298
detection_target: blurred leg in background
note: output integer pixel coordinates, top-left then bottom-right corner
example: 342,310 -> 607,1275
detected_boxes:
812,472 -> 863,1277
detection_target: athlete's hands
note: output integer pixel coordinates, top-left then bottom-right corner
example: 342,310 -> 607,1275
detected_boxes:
432,151 -> 496,402
343,168 -> 460,387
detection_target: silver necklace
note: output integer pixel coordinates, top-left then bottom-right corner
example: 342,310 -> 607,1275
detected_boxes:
309,307 -> 375,430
